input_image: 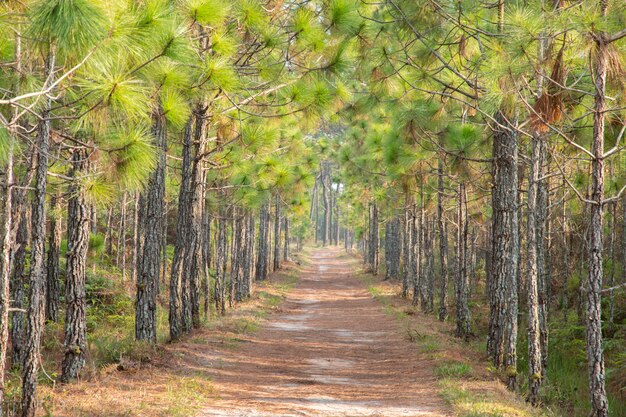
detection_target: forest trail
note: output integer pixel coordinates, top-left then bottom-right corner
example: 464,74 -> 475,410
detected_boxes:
197,248 -> 452,417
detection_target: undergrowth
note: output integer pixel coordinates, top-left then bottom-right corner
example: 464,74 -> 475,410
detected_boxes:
355,264 -> 552,417
9,246 -> 304,417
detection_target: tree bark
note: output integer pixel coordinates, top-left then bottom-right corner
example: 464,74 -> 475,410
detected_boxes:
537,150 -> 549,373
61,148 -> 90,382
526,133 -> 543,405
131,192 -> 140,282
412,201 -> 422,306
45,194 -> 62,322
402,195 -> 413,298
322,162 -> 330,246
584,26 -> 609,417
368,203 -> 379,275
232,208 -> 245,302
410,205 -> 419,305
136,111 -> 166,343
423,218 -> 434,313
333,200 -> 339,246
418,185 -> 426,307
215,207 -> 228,315
455,184 -> 471,339
21,50 -> 55,417
607,201 -> 615,323
487,111 -> 519,391
255,202 -> 269,281
202,205 -> 211,319
283,216 -> 289,261
115,193 -> 127,279
273,194 -> 281,271
385,218 -> 401,280
0,121 -> 14,413
437,154 -> 450,321
10,209 -> 28,368
244,214 -> 255,297
187,106 -> 207,329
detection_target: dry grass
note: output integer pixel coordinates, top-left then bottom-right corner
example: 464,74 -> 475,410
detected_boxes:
37,263 -> 301,417
356,269 -> 554,417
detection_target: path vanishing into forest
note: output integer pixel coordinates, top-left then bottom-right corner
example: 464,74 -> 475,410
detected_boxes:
197,249 -> 452,417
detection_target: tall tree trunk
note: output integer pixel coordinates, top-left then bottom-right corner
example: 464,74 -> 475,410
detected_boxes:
161,200 -> 168,286
202,209 -> 211,319
385,218 -> 401,280
232,208 -> 244,302
8,151 -> 36,369
169,114 -> 199,338
255,202 -> 269,281
11,210 -> 28,368
322,163 -> 330,246
418,185 -> 427,307
311,180 -> 322,245
136,112 -> 166,343
131,192 -> 140,282
215,208 -> 228,315
187,106 -> 207,329
437,154 -> 449,321
402,195 -> 413,298
469,228 -> 477,298
607,202 -> 615,323
621,195 -> 626,318
488,111 -> 520,391
537,152 -> 549,373
329,185 -> 334,245
283,216 -> 289,261
121,193 -> 128,281
273,194 -> 281,271
410,205 -> 419,305
21,50 -> 55,417
455,184 -> 471,339
584,22 -> 609,416
560,177 -> 569,321
45,194 -> 62,322
244,214 -> 255,297
529,33 -> 549,388
385,221 -> 392,280
412,200 -> 422,306
369,203 -> 379,275
423,218 -> 434,313
526,133 -> 543,405
335,203 -> 340,246
61,148 -> 90,382
0,124 -> 15,414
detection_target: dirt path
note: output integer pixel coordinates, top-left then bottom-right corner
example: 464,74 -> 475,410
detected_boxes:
197,248 -> 452,417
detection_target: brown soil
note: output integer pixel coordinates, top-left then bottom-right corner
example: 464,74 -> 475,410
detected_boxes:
195,248 -> 452,417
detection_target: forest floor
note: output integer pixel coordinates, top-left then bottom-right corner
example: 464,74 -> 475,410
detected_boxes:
44,248 -> 549,417
194,248 -> 451,417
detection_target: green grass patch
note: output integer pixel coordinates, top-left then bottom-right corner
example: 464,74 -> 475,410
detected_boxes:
271,271 -> 298,292
258,291 -> 282,308
440,379 -> 546,417
368,285 -> 382,298
232,317 -> 260,334
419,340 -> 441,353
435,361 -> 472,379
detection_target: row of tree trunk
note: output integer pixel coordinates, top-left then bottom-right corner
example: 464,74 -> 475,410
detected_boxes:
0,107 -> 294,417
311,161 -> 342,246
360,128 -> 626,415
